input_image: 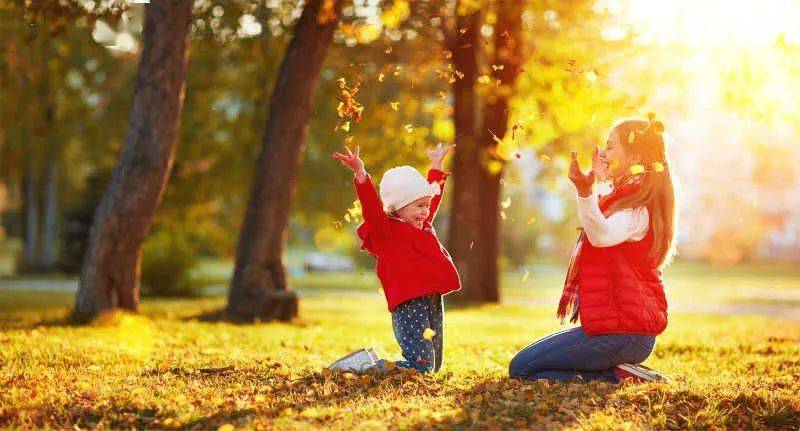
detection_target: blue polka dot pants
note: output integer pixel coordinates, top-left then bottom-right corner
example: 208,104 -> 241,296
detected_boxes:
390,294 -> 444,373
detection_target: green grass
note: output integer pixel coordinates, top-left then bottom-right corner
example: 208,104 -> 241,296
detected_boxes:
1,285 -> 799,430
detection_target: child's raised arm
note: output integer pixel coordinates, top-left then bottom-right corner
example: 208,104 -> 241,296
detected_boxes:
332,145 -> 386,228
425,143 -> 455,223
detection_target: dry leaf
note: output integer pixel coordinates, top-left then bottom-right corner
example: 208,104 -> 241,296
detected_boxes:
501,197 -> 511,209
390,101 -> 399,111
378,72 -> 385,82
477,75 -> 491,84
423,328 -> 436,340
403,124 -> 414,133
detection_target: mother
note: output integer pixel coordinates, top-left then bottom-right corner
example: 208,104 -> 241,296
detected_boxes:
509,117 -> 676,383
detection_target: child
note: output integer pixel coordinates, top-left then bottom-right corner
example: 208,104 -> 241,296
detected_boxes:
330,144 -> 461,373
509,115 -> 676,383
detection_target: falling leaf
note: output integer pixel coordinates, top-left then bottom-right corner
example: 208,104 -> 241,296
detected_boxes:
404,124 -> 414,133
339,121 -> 350,132
526,217 -> 536,225
344,214 -> 351,222
393,65 -> 402,76
423,328 -> 436,340
439,91 -> 447,100
344,135 -> 354,145
390,101 -> 399,111
459,27 -> 467,34
653,161 -> 665,172
477,75 -> 491,84
540,154 -> 551,162
500,211 -> 507,220
385,46 -> 392,54
501,197 -> 511,209
522,270 -> 529,282
499,29 -> 511,39
443,50 -> 453,59
378,72 -> 385,82
491,64 -> 505,71
630,164 -> 645,174
469,241 -> 474,249
337,77 -> 347,88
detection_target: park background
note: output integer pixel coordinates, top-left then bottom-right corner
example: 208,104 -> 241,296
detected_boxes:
1,0 -> 799,429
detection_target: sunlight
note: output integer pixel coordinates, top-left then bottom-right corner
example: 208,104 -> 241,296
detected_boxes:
603,0 -> 800,46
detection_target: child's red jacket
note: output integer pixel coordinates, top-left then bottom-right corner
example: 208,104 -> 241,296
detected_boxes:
354,169 -> 461,311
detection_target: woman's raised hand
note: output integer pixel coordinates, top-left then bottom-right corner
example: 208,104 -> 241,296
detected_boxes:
591,147 -> 609,180
332,145 -> 367,182
425,143 -> 455,170
569,151 -> 595,197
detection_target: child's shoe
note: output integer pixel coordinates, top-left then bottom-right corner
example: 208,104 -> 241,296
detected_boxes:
329,348 -> 379,374
613,363 -> 670,383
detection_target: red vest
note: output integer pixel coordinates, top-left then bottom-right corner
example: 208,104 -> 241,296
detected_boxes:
577,186 -> 669,336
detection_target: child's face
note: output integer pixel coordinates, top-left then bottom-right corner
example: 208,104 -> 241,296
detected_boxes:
602,128 -> 632,179
395,196 -> 432,229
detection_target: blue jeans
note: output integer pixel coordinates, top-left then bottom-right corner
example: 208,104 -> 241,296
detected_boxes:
390,294 -> 444,373
508,327 -> 655,383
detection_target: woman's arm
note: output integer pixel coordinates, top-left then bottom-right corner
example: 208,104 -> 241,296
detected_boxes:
576,193 -> 649,247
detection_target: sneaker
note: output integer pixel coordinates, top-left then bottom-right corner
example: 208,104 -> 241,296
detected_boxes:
329,348 -> 379,374
613,363 -> 670,383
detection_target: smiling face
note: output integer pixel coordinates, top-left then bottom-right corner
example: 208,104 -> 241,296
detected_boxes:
602,128 -> 633,179
395,196 -> 432,229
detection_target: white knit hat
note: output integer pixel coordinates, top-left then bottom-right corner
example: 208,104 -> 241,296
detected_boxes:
379,165 -> 441,212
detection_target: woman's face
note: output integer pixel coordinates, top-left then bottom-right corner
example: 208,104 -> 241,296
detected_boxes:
602,128 -> 632,179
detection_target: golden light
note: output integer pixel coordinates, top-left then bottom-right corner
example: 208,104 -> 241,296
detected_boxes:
605,0 -> 800,46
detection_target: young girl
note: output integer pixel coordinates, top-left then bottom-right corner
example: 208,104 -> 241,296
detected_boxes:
509,115 -> 676,383
331,144 -> 461,373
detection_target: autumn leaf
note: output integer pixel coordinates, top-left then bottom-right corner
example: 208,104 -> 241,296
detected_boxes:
630,164 -> 645,174
439,91 -> 447,100
501,197 -> 511,209
423,328 -> 436,340
378,72 -> 385,82
443,50 -> 453,59
477,75 -> 491,84
492,64 -> 505,71
404,124 -> 414,133
526,217 -> 536,225
540,154 -> 551,162
390,101 -> 399,111
500,211 -> 507,220
385,46 -> 392,54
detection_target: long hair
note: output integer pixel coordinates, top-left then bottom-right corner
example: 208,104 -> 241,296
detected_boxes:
605,117 -> 678,268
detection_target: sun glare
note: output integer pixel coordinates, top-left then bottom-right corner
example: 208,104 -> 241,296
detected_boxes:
603,0 -> 800,46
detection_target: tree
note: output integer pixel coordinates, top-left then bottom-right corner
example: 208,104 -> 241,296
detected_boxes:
73,0 -> 193,322
447,1 -> 524,302
226,0 -> 345,321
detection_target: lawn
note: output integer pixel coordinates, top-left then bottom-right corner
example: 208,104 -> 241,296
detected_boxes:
1,277 -> 799,430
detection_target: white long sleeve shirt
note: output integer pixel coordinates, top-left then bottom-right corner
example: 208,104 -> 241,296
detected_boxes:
576,193 -> 649,247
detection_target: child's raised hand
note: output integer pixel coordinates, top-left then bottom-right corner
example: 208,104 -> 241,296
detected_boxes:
569,151 -> 595,197
332,145 -> 367,182
426,143 -> 455,170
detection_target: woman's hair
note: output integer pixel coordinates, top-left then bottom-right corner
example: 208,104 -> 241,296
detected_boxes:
606,115 -> 678,268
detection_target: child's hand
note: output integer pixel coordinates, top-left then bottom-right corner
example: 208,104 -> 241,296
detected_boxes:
569,151 -> 595,197
332,145 -> 367,182
426,143 -> 455,170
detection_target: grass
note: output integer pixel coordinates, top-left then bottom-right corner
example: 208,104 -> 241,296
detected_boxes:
1,281 -> 799,430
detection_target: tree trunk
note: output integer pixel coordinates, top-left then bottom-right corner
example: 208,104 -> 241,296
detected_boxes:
73,0 -> 193,323
475,0 -> 523,301
446,10 -> 487,302
226,0 -> 344,322
40,159 -> 59,269
21,140 -> 41,272
448,1 -> 524,303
